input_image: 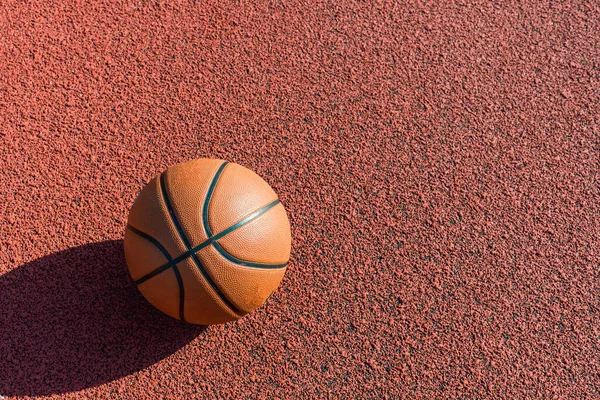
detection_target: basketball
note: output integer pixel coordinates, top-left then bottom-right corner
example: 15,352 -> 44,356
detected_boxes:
124,159 -> 291,325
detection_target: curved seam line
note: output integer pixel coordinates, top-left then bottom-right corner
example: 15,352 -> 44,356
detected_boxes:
132,199 -> 287,284
171,266 -> 186,322
202,165 -> 287,268
133,240 -> 211,285
160,173 -> 192,249
211,201 -> 289,269
212,241 -> 288,269
202,161 -> 228,238
134,262 -> 174,285
158,172 -> 190,320
127,224 -> 186,321
160,171 -> 242,316
126,224 -> 172,261
132,186 -> 287,293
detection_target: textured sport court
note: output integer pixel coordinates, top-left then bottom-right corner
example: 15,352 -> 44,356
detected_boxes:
0,1 -> 599,398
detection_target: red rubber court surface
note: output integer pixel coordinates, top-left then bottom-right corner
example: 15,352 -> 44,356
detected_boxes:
1,1 -> 599,398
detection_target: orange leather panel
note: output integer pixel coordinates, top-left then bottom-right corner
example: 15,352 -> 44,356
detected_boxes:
197,245 -> 287,314
177,257 -> 240,325
124,226 -> 170,281
127,175 -> 187,257
163,158 -> 224,247
137,268 -> 180,320
125,158 -> 291,325
209,162 -> 278,235
217,202 -> 291,264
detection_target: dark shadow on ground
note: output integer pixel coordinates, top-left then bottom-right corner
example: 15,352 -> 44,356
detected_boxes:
0,240 -> 205,396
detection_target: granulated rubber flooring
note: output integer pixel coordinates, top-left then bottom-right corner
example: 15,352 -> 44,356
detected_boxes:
1,1 -> 599,398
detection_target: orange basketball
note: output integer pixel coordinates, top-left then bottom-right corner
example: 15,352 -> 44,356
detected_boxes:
124,159 -> 291,325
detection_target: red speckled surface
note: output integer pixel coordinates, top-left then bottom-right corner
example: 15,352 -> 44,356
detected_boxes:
1,0 -> 599,398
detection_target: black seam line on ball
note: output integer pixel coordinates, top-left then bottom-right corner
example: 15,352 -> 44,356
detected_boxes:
133,241 -> 210,285
202,161 -> 228,238
171,266 -> 186,322
210,199 -> 280,242
133,200 -> 285,283
212,241 -> 288,269
160,173 -> 193,249
159,171 -> 242,315
158,172 -> 191,319
127,225 -> 186,322
201,164 -> 287,268
210,200 -> 288,269
126,225 -> 172,262
133,200 -> 287,286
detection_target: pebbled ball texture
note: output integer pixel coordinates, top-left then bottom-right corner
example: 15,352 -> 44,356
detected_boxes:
124,158 -> 291,325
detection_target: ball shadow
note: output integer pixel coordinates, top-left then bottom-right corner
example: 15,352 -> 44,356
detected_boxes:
0,240 -> 205,397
